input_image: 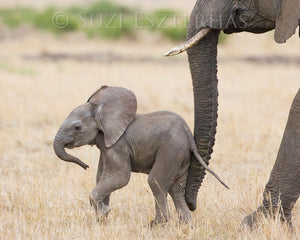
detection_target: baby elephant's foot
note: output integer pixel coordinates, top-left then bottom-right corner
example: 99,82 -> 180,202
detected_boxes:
178,214 -> 192,225
148,217 -> 169,228
149,220 -> 166,228
95,203 -> 111,222
89,195 -> 111,222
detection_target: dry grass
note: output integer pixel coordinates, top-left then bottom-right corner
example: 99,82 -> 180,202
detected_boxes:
0,30 -> 299,239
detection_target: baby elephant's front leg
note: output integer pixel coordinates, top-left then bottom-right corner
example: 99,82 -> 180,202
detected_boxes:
89,152 -> 131,221
90,171 -> 130,221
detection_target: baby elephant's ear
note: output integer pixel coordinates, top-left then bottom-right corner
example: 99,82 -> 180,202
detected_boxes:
88,86 -> 137,147
274,0 -> 300,43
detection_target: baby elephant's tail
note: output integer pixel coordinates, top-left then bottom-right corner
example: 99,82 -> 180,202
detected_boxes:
191,146 -> 229,189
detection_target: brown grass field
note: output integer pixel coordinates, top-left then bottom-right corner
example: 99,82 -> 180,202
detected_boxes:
0,26 -> 299,239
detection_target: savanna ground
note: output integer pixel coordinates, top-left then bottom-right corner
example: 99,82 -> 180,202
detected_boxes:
0,1 -> 300,239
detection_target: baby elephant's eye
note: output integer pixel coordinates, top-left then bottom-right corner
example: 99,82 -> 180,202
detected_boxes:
75,125 -> 81,131
73,122 -> 82,131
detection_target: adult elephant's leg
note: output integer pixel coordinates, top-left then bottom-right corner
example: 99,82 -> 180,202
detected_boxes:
242,89 -> 300,229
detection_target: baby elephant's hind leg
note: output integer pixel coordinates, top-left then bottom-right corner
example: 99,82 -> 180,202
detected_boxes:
148,147 -> 182,226
169,171 -> 191,224
148,173 -> 170,226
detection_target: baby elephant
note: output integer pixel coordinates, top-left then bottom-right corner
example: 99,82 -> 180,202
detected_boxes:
53,86 -> 228,225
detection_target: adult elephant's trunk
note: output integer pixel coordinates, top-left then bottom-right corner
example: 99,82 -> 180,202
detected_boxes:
53,130 -> 89,170
185,29 -> 220,211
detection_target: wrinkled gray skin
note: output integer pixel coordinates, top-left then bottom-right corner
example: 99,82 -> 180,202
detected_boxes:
53,86 -> 228,225
183,0 -> 300,229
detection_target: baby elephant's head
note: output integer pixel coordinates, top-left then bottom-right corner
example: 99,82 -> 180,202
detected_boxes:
53,86 -> 137,169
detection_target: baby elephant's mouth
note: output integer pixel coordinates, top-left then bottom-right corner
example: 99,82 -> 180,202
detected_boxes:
65,142 -> 75,149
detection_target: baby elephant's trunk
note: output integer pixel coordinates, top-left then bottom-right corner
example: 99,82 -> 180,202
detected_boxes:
53,130 -> 89,170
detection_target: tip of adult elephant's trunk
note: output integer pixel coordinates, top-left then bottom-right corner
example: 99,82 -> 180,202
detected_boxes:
53,137 -> 89,170
187,201 -> 197,212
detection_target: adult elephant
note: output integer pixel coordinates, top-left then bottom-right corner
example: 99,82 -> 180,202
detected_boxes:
165,0 -> 300,228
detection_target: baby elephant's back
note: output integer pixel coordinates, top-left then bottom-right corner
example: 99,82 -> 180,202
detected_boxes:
131,111 -> 191,143
125,111 -> 193,173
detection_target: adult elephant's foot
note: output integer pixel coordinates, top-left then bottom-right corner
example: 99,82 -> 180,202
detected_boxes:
241,206 -> 263,230
243,90 -> 300,231
241,204 -> 293,231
